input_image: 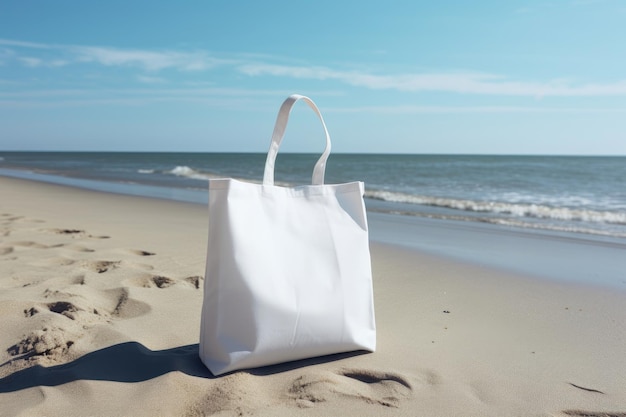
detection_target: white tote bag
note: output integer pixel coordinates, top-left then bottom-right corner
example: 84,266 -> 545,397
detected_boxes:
199,94 -> 376,376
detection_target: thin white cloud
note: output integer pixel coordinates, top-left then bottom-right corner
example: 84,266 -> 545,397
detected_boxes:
137,75 -> 167,84
17,56 -> 67,68
325,105 -> 626,114
238,63 -> 341,81
238,63 -> 626,97
18,57 -> 43,67
0,39 -> 50,49
0,87 -> 297,99
71,45 -> 231,71
571,0 -> 607,5
3,38 -> 626,98
0,46 -> 15,66
0,38 -> 235,72
0,87 -> 309,108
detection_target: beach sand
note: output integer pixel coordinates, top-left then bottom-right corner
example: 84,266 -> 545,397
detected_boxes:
1,175 -> 625,417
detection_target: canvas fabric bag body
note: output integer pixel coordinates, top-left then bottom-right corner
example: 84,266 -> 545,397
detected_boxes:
199,94 -> 376,376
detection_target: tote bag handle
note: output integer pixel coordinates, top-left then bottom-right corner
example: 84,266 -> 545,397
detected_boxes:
263,94 -> 332,186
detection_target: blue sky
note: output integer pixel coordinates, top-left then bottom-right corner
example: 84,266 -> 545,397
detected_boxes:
1,0 -> 625,154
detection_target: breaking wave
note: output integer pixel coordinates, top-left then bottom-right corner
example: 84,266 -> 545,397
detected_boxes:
365,189 -> 626,225
168,166 -> 215,181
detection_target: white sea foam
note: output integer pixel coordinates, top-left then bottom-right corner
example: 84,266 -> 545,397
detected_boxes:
168,166 -> 214,181
365,190 -> 626,225
369,207 -> 626,239
137,169 -> 154,174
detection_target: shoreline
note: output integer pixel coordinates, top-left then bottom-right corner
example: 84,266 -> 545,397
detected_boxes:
2,163 -> 626,239
2,171 -> 626,290
1,175 -> 626,416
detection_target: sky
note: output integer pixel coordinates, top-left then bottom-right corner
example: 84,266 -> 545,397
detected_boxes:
1,0 -> 625,155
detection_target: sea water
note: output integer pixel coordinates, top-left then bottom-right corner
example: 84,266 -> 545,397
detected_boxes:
1,152 -> 625,240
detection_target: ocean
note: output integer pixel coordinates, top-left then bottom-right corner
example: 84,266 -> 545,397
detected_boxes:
1,152 -> 625,240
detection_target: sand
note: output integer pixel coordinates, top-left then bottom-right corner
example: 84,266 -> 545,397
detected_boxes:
1,175 -> 625,417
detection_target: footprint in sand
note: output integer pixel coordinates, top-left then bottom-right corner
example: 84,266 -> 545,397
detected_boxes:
72,275 -> 86,285
151,275 -> 203,289
3,216 -> 45,224
50,228 -> 86,236
288,368 -> 414,409
32,256 -> 77,267
23,306 -> 39,317
29,286 -> 150,324
45,228 -> 110,240
11,241 -> 48,249
151,276 -> 177,288
13,274 -> 85,292
39,291 -> 96,319
0,246 -> 14,255
107,287 -> 152,319
127,249 -> 156,256
183,276 -> 203,289
42,299 -> 104,322
80,259 -> 156,274
81,260 -> 121,274
59,244 -> 96,253
46,301 -> 82,320
123,274 -> 203,290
